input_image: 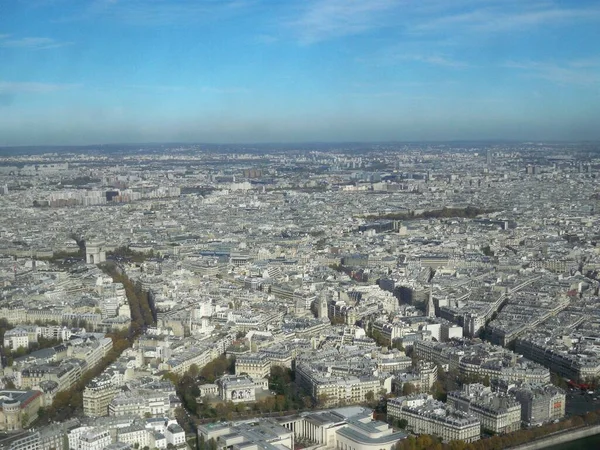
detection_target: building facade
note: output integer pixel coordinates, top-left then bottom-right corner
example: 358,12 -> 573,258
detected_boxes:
447,384 -> 521,434
387,395 -> 480,443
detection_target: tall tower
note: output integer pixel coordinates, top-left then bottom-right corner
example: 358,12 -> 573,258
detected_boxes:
426,285 -> 435,318
486,149 -> 492,168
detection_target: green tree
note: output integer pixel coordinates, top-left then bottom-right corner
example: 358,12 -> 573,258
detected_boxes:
317,393 -> 330,407
550,372 -> 568,389
392,340 -> 405,351
188,364 -> 200,379
301,395 -> 314,409
483,375 -> 490,387
13,346 -> 28,358
402,383 -> 416,396
200,355 -> 234,383
431,380 -> 447,402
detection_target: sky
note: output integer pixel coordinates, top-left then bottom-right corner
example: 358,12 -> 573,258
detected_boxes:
1,0 -> 600,146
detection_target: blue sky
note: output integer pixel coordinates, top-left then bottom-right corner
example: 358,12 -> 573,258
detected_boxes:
1,0 -> 600,145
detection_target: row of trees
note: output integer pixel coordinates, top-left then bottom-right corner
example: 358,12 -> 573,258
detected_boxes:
108,246 -> 156,263
101,262 -> 156,336
368,206 -> 492,222
395,409 -> 600,450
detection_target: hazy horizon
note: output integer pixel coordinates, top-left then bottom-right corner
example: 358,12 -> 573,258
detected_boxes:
2,139 -> 600,155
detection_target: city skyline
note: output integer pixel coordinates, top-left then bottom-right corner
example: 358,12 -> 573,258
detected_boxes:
2,0 -> 600,145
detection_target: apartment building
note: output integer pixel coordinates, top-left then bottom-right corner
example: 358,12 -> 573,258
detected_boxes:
387,395 -> 480,443
509,384 -> 566,426
296,362 -> 382,406
83,377 -> 118,417
235,353 -> 271,379
447,384 -> 521,434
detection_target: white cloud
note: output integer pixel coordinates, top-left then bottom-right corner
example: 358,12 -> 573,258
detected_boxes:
567,58 -> 600,69
255,34 -> 279,45
401,54 -> 470,68
68,0 -> 254,26
285,0 -> 600,44
288,0 -> 400,44
125,84 -> 185,92
356,45 -> 470,69
201,86 -> 250,94
411,4 -> 600,34
504,60 -> 600,86
0,36 -> 73,50
106,84 -> 249,94
0,81 -> 79,93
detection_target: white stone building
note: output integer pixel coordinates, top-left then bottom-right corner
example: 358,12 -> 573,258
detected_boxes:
387,394 -> 480,443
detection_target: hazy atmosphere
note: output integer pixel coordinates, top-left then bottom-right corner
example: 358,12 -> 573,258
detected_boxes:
1,0 -> 600,145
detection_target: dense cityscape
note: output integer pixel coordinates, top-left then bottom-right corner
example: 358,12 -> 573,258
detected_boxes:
0,142 -> 600,450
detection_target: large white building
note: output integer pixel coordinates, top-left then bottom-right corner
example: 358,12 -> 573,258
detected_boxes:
508,383 -> 566,426
69,428 -> 111,450
414,339 -> 550,384
235,353 -> 271,379
108,389 -> 171,418
387,395 -> 480,443
217,374 -> 268,403
83,376 -> 118,417
3,329 -> 30,350
67,417 -> 181,450
199,407 -> 406,450
116,425 -> 150,449
447,384 -> 521,434
295,363 -> 384,406
165,424 -> 186,446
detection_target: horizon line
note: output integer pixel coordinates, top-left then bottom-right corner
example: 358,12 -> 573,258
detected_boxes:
2,139 -> 600,150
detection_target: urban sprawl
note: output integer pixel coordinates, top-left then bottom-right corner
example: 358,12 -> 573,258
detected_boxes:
1,142 -> 599,450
